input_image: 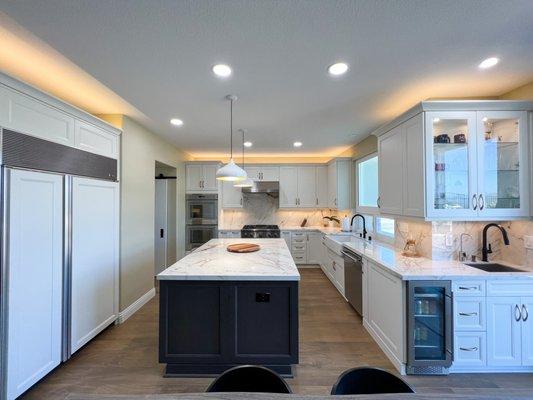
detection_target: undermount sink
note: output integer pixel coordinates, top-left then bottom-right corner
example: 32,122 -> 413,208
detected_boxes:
327,234 -> 354,243
465,263 -> 525,273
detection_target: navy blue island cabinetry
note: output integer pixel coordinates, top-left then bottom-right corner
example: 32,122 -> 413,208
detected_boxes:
157,239 -> 300,377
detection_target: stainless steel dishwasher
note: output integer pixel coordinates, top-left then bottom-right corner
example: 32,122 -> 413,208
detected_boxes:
342,248 -> 363,316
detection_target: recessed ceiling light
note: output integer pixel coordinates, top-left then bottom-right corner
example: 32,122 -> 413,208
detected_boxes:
212,64 -> 232,78
170,118 -> 184,126
328,62 -> 349,76
478,57 -> 499,69
243,141 -> 253,147
433,117 -> 440,123
293,141 -> 303,148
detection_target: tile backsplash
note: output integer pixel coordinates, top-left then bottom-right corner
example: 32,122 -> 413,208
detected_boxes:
395,218 -> 533,267
219,192 -> 351,229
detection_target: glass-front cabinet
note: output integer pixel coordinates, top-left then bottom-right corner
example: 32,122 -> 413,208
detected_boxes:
426,110 -> 529,219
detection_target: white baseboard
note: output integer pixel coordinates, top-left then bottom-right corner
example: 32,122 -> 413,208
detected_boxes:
117,287 -> 156,324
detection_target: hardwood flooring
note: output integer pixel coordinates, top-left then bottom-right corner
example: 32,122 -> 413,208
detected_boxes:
22,269 -> 533,399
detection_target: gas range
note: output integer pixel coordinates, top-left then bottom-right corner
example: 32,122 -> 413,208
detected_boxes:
241,224 -> 281,238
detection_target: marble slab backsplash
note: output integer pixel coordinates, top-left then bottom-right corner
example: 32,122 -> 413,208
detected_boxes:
394,218 -> 533,267
219,192 -> 351,229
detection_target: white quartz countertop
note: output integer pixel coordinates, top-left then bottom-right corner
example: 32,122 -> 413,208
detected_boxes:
218,226 -> 347,234
158,238 -> 300,281
339,237 -> 533,280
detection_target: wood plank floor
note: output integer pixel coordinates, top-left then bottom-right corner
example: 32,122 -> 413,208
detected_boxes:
22,269 -> 533,399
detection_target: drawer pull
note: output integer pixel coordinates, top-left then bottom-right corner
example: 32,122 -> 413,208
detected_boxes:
458,286 -> 478,290
522,304 -> 528,322
459,347 -> 478,352
459,312 -> 478,316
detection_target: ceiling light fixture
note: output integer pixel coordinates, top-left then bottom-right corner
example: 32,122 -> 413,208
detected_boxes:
170,118 -> 184,126
234,129 -> 254,188
293,141 -> 303,148
328,62 -> 349,76
212,64 -> 232,78
216,95 -> 247,182
243,141 -> 253,148
478,57 -> 499,69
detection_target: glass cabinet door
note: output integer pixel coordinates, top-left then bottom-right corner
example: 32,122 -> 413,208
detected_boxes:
476,111 -> 529,217
426,112 -> 478,218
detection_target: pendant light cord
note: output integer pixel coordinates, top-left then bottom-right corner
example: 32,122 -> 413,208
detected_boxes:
230,98 -> 233,160
241,129 -> 245,169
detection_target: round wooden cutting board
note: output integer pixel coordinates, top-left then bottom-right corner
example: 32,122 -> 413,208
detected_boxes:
227,243 -> 261,253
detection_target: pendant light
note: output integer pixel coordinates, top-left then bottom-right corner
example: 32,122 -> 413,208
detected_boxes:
216,95 -> 247,181
234,129 -> 254,188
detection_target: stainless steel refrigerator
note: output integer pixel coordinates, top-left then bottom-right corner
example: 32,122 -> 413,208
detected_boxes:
0,128 -> 119,400
406,280 -> 453,375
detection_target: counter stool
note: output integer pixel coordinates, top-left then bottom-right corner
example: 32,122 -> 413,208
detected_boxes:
206,365 -> 292,393
330,367 -> 415,395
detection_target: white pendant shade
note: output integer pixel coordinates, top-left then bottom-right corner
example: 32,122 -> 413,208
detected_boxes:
216,159 -> 247,181
234,177 -> 254,188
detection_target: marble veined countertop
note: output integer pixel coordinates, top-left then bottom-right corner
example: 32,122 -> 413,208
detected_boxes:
157,238 -> 300,281
340,237 -> 533,281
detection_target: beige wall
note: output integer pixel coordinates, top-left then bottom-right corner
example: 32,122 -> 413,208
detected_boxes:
499,81 -> 533,100
99,114 -> 191,311
339,135 -> 378,160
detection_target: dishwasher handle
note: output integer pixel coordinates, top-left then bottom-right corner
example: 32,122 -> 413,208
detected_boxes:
341,250 -> 362,263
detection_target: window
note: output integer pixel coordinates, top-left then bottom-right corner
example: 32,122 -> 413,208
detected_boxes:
355,153 -> 378,213
376,217 -> 395,239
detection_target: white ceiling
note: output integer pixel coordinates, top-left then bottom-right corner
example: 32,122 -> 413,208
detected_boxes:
1,0 -> 533,158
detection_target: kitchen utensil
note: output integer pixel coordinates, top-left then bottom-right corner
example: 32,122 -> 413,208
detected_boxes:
227,243 -> 261,253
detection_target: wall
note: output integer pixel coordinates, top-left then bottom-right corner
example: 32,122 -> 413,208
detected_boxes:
339,135 -> 377,160
499,81 -> 533,100
99,114 -> 191,311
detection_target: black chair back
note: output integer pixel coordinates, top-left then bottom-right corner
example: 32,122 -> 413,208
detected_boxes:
206,365 -> 292,393
331,367 -> 415,395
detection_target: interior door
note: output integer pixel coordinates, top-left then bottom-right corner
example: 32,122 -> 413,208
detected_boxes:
6,168 -> 63,400
155,179 -> 168,275
71,177 -> 119,354
297,166 -> 317,207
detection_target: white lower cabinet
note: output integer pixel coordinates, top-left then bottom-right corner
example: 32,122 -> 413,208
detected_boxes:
281,231 -> 291,248
454,296 -> 486,331
454,332 -> 487,368
522,297 -> 533,366
486,297 -> 522,366
306,232 -> 322,264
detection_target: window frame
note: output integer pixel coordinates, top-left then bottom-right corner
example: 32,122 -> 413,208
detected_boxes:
375,216 -> 395,245
355,152 -> 379,215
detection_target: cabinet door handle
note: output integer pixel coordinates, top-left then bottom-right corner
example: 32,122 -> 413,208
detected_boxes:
377,196 -> 381,208
522,304 -> 529,322
458,286 -> 478,290
515,304 -> 522,321
332,261 -> 336,270
295,198 -> 298,206
316,197 -> 318,205
459,347 -> 478,352
472,194 -> 477,210
479,194 -> 484,210
240,197 -> 243,205
459,312 -> 478,316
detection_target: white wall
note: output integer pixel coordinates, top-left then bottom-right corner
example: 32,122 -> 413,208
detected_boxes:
100,115 -> 190,311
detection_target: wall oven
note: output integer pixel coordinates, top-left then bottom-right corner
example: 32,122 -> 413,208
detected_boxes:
186,194 -> 218,251
186,194 -> 218,225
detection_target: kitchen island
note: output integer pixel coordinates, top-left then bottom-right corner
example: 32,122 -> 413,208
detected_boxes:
157,238 -> 300,376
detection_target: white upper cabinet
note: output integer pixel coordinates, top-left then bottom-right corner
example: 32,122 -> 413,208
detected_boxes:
297,166 -> 317,207
316,165 -> 329,207
0,78 -> 121,159
279,167 -> 299,207
186,163 -> 219,193
378,125 -> 404,215
245,166 -> 279,181
375,101 -> 532,220
328,159 -> 351,209
0,85 -> 75,147
74,120 -> 119,159
221,181 -> 243,208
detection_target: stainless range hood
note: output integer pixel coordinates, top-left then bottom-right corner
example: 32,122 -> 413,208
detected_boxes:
242,181 -> 279,195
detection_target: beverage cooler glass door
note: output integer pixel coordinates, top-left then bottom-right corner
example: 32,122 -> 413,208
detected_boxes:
407,281 -> 452,368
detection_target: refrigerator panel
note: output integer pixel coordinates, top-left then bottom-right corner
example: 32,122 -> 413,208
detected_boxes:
3,168 -> 64,399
